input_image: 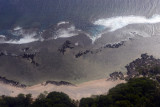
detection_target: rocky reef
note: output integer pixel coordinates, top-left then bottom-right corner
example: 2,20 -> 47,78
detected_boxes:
0,75 -> 76,88
0,48 -> 39,66
22,53 -> 39,66
104,41 -> 125,49
108,72 -> 125,81
108,53 -> 160,82
43,81 -> 75,86
58,40 -> 74,55
75,50 -> 91,58
75,41 -> 125,58
0,76 -> 26,88
125,53 -> 160,78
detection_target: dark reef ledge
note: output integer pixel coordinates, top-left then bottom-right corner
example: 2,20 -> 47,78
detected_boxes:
0,75 -> 75,88
0,76 -> 26,88
108,53 -> 160,83
43,81 -> 76,86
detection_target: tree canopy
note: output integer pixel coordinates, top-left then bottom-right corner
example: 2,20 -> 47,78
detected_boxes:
80,78 -> 160,107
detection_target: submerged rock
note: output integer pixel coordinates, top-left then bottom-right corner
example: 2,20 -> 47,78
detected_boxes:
44,81 -> 75,86
108,72 -> 124,81
75,50 -> 91,58
58,40 -> 74,55
0,76 -> 26,88
125,53 -> 160,78
104,41 -> 125,49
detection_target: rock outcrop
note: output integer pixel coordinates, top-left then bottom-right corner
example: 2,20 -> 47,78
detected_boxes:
108,72 -> 125,81
0,48 -> 39,66
108,54 -> 160,81
22,53 -> 39,66
125,53 -> 160,78
58,40 -> 74,55
0,76 -> 26,88
104,41 -> 125,49
44,81 -> 75,86
75,41 -> 125,58
75,50 -> 91,58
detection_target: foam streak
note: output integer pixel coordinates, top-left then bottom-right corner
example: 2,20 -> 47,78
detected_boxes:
94,14 -> 160,32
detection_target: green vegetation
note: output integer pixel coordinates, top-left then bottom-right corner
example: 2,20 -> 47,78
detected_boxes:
0,94 -> 32,107
0,92 -> 75,107
80,78 -> 160,107
0,78 -> 160,107
32,92 -> 76,107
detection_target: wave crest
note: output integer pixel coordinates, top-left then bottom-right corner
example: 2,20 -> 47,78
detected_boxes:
94,14 -> 160,32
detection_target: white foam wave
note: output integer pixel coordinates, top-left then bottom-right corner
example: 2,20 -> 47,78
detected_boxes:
54,26 -> 79,39
1,33 -> 40,44
94,14 -> 160,32
57,21 -> 69,26
0,35 -> 6,38
5,36 -> 39,44
13,26 -> 22,31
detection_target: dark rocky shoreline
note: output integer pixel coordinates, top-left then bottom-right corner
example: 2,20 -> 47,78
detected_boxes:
104,41 -> 125,49
75,41 -> 125,58
108,53 -> 160,83
107,72 -> 125,81
43,81 -> 75,86
58,40 -> 74,55
125,53 -> 160,78
0,48 -> 39,66
0,76 -> 26,88
0,75 -> 75,88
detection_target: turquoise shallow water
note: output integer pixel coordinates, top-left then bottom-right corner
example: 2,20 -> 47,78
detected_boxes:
88,25 -> 106,37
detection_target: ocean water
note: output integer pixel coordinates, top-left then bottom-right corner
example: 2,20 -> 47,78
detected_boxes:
2,0 -> 160,85
0,0 -> 160,43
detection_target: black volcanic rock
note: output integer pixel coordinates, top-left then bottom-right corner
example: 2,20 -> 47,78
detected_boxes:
108,54 -> 160,81
125,53 -> 160,78
75,41 -> 125,58
104,41 -> 125,49
108,72 -> 124,81
75,50 -> 91,58
0,76 -> 26,88
0,49 -> 39,66
44,81 -> 75,86
58,40 -> 74,55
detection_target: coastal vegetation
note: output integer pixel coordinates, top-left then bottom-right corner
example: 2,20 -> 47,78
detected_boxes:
80,78 -> 160,107
0,77 -> 159,107
0,92 -> 76,107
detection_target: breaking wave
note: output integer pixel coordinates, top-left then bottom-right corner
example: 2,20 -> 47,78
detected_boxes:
94,14 -> 160,32
13,26 -> 22,31
0,27 -> 41,44
48,15 -> 160,43
4,36 -> 39,44
54,25 -> 79,39
0,35 -> 6,38
2,14 -> 160,44
57,21 -> 69,26
1,34 -> 40,44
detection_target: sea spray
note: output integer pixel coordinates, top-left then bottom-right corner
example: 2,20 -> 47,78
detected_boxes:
94,14 -> 160,32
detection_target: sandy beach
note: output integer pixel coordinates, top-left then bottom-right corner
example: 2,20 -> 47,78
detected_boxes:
0,79 -> 125,100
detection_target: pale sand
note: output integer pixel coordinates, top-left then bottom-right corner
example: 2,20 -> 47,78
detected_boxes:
0,79 -> 125,100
